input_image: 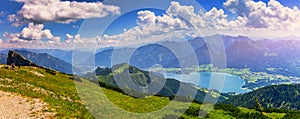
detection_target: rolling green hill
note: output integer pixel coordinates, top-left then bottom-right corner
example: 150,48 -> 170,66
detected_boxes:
94,63 -> 227,103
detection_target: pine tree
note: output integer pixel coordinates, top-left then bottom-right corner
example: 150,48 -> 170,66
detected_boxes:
255,97 -> 264,113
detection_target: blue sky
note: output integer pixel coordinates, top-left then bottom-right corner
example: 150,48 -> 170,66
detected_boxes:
0,0 -> 300,49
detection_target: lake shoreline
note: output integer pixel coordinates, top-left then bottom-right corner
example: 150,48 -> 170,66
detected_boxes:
164,72 -> 252,94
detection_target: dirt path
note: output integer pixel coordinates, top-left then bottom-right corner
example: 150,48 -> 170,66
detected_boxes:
0,90 -> 55,118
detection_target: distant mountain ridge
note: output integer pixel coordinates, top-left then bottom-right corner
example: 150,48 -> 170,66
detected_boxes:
94,35 -> 300,77
12,50 -> 73,74
0,48 -> 73,64
16,48 -> 73,64
93,35 -> 255,69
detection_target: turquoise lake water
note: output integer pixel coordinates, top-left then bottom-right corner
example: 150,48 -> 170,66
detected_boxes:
164,72 -> 251,93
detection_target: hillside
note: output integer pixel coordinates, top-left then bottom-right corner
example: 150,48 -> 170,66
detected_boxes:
93,63 -> 228,102
23,49 -> 73,64
226,84 -> 300,110
0,65 -> 93,118
0,64 -> 292,118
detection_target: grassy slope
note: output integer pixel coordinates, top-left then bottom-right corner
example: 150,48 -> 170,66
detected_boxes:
0,65 -> 285,118
238,107 -> 285,119
0,65 -> 93,118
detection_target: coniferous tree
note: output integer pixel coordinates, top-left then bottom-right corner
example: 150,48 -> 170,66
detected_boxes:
256,97 -> 264,113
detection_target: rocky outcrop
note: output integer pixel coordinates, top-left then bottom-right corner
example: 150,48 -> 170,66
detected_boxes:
6,50 -> 39,67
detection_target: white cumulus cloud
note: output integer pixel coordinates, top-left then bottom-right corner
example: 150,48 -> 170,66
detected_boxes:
4,23 -> 60,43
20,23 -> 54,40
13,0 -> 120,24
65,34 -> 83,44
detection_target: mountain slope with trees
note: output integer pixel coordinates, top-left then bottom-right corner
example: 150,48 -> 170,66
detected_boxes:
226,84 -> 300,110
93,63 -> 227,102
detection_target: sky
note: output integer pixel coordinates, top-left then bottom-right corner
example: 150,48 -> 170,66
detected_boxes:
0,0 -> 300,50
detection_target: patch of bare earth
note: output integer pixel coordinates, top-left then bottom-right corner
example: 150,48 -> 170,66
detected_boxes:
0,90 -> 55,118
29,71 -> 45,77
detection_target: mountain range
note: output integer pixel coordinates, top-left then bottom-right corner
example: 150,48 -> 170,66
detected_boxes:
93,35 -> 300,77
